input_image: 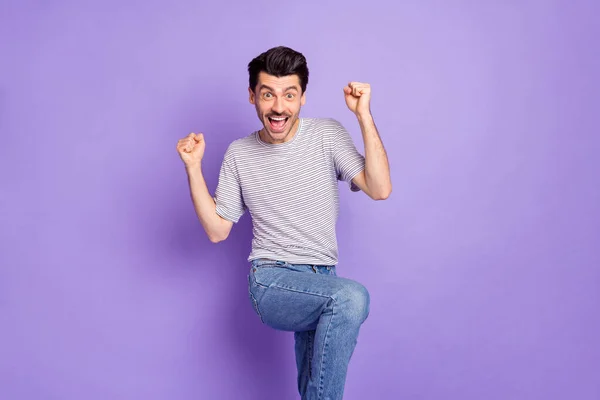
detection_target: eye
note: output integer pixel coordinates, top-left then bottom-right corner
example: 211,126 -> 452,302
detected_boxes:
263,92 -> 273,99
286,93 -> 295,99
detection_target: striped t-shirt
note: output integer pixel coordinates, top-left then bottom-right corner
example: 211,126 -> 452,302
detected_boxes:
214,117 -> 365,266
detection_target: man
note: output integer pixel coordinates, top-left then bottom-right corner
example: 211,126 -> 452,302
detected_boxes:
176,46 -> 391,400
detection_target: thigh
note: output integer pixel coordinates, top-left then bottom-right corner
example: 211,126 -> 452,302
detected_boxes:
248,263 -> 365,332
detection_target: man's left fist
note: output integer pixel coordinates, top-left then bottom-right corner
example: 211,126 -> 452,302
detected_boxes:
343,82 -> 371,116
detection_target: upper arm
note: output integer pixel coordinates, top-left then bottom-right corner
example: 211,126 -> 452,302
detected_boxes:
351,170 -> 377,199
330,119 -> 366,188
212,213 -> 234,243
212,146 -> 246,241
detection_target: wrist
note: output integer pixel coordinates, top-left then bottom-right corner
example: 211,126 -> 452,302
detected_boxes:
185,162 -> 202,173
356,111 -> 373,122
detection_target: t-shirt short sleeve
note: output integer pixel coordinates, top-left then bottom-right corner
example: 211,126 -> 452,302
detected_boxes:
332,120 -> 365,192
214,147 -> 246,223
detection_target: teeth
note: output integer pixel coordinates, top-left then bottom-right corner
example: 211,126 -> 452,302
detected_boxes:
271,117 -> 286,121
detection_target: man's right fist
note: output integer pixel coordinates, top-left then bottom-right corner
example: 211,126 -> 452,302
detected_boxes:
177,132 -> 205,167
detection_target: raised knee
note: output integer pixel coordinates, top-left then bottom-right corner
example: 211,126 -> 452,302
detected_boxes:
336,283 -> 370,324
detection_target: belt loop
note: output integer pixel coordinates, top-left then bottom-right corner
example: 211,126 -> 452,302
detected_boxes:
311,265 -> 317,273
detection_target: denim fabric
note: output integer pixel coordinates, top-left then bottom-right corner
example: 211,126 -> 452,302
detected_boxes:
248,259 -> 370,400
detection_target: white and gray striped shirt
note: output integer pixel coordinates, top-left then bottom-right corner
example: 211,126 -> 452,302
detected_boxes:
214,117 -> 365,265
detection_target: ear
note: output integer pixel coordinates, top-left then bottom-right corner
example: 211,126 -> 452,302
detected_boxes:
249,87 -> 255,104
301,91 -> 306,106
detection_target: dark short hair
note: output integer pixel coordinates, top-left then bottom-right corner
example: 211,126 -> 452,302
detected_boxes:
248,46 -> 309,93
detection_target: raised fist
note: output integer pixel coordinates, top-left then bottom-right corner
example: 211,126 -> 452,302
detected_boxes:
176,132 -> 205,167
343,82 -> 371,117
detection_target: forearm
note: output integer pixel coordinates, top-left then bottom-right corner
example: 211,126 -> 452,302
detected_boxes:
185,164 -> 230,242
357,113 -> 392,199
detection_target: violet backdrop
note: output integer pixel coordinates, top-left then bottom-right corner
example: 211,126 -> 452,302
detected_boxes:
1,1 -> 599,399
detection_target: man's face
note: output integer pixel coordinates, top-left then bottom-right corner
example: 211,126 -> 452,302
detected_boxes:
249,72 -> 306,144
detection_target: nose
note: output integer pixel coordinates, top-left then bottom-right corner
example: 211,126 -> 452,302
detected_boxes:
272,97 -> 285,114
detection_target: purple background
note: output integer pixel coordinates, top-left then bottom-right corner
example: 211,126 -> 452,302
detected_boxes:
1,1 -> 599,399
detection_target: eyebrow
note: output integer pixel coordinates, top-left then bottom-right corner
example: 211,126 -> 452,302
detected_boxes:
260,85 -> 299,92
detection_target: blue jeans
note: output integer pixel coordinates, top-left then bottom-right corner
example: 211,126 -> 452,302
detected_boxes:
248,259 -> 370,400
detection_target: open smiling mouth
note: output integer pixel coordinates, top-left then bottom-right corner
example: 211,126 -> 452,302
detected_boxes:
268,116 -> 289,133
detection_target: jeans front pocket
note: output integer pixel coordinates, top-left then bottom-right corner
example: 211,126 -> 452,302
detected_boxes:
248,267 -> 267,323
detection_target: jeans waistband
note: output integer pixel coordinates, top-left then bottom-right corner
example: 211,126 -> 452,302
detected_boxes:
251,258 -> 335,268
251,258 -> 287,267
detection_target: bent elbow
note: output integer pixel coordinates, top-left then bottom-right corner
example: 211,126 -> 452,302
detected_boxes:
206,217 -> 234,243
372,186 -> 392,201
208,231 -> 229,243
208,234 -> 228,244
208,235 -> 223,244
